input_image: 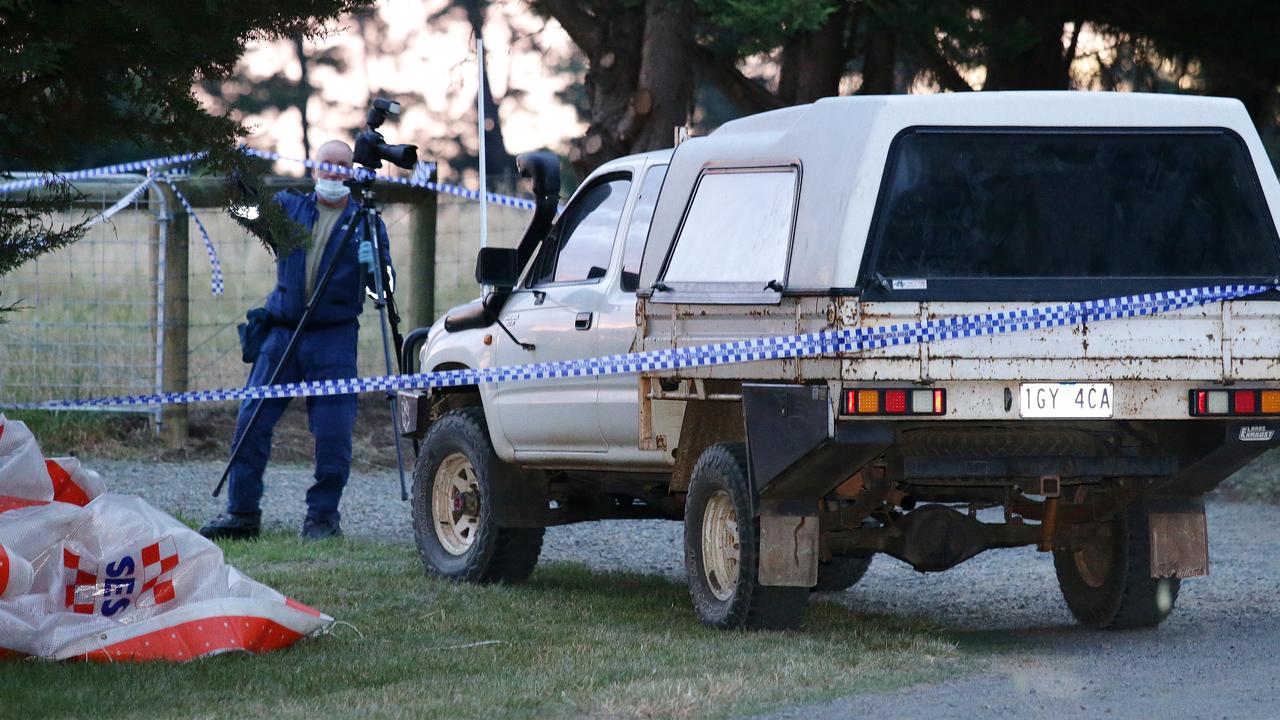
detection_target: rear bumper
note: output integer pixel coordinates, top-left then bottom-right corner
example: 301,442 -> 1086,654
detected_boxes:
742,382 -> 1280,501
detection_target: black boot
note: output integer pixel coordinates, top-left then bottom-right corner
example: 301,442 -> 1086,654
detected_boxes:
300,516 -> 342,540
199,511 -> 261,540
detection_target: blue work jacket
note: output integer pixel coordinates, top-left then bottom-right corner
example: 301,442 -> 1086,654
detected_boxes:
263,190 -> 395,328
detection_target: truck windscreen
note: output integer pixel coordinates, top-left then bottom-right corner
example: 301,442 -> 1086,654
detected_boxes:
872,129 -> 1280,280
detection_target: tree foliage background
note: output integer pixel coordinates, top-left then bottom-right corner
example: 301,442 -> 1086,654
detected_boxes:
530,0 -> 1280,178
0,0 -> 368,279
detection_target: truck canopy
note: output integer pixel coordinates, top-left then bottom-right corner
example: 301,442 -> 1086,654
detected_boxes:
638,92 -> 1280,299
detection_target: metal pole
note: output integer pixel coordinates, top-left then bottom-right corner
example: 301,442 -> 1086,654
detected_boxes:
477,37 -> 488,254
148,173 -> 168,437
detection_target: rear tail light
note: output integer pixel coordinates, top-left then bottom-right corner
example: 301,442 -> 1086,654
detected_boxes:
1263,391 -> 1280,414
843,388 -> 945,416
1190,389 -> 1280,416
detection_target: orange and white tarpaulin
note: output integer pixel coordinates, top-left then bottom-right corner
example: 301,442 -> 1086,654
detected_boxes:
0,415 -> 334,661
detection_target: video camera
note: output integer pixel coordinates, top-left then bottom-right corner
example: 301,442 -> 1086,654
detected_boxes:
353,98 -> 418,170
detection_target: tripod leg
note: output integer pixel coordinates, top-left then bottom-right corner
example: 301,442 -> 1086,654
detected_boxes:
362,210 -> 410,501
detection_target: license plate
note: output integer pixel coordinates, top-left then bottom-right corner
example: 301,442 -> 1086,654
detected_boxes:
1020,383 -> 1113,418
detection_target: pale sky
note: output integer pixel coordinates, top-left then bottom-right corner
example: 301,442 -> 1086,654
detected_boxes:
202,0 -> 585,181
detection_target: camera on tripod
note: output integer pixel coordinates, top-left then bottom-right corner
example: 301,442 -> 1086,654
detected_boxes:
353,99 -> 419,170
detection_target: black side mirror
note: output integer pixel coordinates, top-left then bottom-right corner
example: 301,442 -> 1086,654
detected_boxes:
475,247 -> 520,287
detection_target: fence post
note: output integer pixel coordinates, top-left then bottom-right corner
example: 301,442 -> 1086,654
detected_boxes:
409,165 -> 438,330
150,181 -> 189,443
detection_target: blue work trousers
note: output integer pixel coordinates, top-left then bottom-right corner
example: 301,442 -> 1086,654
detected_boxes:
226,322 -> 359,523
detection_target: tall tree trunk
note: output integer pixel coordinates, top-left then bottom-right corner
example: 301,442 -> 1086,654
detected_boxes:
564,3 -> 644,177
538,0 -> 692,178
859,12 -> 897,95
292,35 -> 312,175
778,5 -> 849,105
627,0 -> 694,152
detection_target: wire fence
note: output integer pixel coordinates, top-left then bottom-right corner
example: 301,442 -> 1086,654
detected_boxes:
0,174 -> 532,425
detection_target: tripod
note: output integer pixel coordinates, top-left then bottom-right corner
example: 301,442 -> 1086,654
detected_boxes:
213,173 -> 409,502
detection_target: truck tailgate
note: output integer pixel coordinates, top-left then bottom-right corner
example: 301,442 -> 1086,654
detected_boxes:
850,299 -> 1280,382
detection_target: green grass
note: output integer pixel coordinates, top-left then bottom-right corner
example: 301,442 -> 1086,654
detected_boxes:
5,535 -> 959,719
2,408 -> 156,457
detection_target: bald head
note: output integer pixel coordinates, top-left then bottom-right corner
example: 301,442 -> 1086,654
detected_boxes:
315,140 -> 353,171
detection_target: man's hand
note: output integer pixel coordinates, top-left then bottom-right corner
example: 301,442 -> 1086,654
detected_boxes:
358,240 -> 377,274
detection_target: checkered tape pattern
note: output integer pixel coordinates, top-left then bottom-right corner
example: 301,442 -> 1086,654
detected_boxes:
239,148 -> 537,209
0,152 -> 207,194
0,148 -> 536,209
10,283 -> 1270,411
156,172 -> 224,296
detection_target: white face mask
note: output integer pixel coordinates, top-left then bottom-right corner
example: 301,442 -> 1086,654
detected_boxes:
314,177 -> 350,202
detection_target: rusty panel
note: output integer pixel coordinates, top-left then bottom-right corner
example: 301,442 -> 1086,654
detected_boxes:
1228,301 -> 1280,359
859,301 -> 1230,361
846,357 -> 1228,382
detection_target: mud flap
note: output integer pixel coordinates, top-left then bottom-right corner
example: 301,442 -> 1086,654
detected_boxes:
758,500 -> 818,587
396,390 -> 429,439
1147,496 -> 1209,579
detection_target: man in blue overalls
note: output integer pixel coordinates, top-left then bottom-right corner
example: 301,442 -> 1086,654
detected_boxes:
200,139 -> 393,540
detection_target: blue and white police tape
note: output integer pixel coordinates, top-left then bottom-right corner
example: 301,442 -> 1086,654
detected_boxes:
6,283 -> 1270,411
3,147 -> 539,210
239,148 -> 538,210
155,172 -> 224,296
0,152 -> 207,195
83,177 -> 154,230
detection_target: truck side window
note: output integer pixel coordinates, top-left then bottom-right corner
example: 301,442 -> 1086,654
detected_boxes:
662,167 -> 797,285
529,175 -> 631,286
620,165 -> 668,292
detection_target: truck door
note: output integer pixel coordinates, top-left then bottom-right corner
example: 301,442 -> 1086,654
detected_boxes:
492,173 -> 632,454
597,164 -> 667,449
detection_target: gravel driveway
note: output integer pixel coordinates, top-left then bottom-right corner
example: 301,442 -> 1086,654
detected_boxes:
95,457 -> 1280,719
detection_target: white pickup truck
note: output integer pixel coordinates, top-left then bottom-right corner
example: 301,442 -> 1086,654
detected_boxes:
398,92 -> 1280,631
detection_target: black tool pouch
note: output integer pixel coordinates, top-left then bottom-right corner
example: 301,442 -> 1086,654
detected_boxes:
237,307 -> 270,363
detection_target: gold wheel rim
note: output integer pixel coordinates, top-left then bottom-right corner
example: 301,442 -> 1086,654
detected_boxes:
432,453 -> 481,556
701,490 -> 740,602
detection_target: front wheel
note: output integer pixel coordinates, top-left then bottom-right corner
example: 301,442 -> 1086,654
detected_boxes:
1053,499 -> 1180,629
411,407 -> 544,583
684,442 -> 807,630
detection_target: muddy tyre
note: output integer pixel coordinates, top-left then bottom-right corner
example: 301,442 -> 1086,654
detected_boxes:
813,554 -> 873,593
412,407 -> 544,583
684,442 -> 807,630
1053,499 -> 1180,629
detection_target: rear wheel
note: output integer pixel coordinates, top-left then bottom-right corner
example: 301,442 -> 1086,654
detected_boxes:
412,408 -> 544,583
684,442 -> 807,630
1053,499 -> 1180,629
813,554 -> 873,593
